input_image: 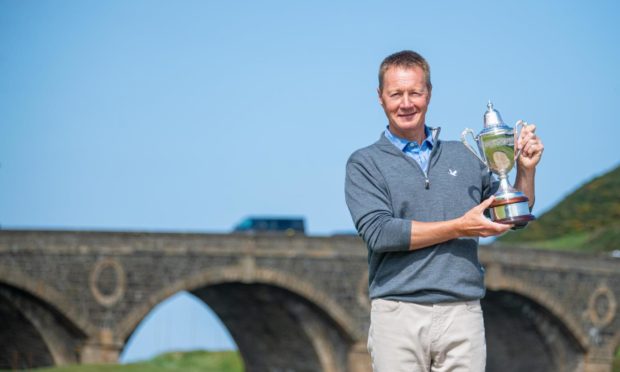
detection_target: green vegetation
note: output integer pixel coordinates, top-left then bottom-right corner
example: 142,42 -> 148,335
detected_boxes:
7,350 -> 244,372
496,163 -> 620,253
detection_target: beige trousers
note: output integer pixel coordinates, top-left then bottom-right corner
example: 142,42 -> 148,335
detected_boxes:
368,298 -> 486,372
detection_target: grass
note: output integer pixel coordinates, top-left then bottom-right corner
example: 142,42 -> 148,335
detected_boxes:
496,225 -> 620,254
2,350 -> 244,372
4,348 -> 618,371
498,231 -> 592,251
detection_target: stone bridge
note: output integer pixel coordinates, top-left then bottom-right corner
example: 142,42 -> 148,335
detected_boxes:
0,230 -> 618,372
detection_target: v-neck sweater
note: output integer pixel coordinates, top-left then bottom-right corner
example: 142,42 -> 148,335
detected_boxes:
345,128 -> 495,303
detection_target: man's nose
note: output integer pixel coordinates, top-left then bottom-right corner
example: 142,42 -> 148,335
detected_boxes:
401,94 -> 414,108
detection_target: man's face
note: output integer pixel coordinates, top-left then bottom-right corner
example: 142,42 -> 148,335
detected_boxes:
378,66 -> 431,141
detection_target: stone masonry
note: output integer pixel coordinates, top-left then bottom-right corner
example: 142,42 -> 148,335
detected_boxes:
0,230 -> 618,371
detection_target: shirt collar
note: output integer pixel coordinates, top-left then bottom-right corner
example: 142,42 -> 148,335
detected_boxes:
384,125 -> 434,151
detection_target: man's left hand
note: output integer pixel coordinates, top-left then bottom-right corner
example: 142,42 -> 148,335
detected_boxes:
516,123 -> 544,170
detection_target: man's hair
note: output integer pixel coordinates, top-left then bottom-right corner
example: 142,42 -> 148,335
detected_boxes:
378,50 -> 432,92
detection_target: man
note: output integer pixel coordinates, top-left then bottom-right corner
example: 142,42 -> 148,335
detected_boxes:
344,50 -> 543,371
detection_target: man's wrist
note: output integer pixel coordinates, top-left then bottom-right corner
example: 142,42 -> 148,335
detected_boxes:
452,217 -> 465,238
516,164 -> 536,176
516,166 -> 536,186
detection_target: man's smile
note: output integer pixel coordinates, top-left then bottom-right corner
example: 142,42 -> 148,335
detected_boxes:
398,112 -> 417,119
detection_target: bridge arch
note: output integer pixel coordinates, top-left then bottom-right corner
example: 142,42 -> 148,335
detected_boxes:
485,264 -> 589,349
117,265 -> 359,372
0,267 -> 90,368
484,266 -> 588,371
0,265 -> 97,337
483,290 -> 586,372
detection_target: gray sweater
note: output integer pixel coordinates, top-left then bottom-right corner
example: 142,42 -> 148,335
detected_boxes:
345,128 -> 495,303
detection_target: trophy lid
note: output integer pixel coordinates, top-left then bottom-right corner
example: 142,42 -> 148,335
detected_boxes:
480,101 -> 513,136
484,101 -> 505,128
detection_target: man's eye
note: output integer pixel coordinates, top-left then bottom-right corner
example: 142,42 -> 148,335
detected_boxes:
390,93 -> 401,98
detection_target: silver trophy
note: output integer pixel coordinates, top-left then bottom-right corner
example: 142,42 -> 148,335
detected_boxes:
461,101 -> 535,228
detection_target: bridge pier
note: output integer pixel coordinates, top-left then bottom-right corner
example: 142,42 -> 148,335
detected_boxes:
584,349 -> 615,372
79,329 -> 122,364
347,341 -> 371,372
584,363 -> 612,372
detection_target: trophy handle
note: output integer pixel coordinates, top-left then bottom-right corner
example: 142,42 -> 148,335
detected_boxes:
461,128 -> 487,166
514,120 -> 527,160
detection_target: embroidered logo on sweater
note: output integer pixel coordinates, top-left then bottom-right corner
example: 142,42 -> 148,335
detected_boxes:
449,169 -> 458,177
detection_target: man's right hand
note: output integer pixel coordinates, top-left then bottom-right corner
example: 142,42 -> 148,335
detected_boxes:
457,196 -> 512,237
409,196 -> 512,250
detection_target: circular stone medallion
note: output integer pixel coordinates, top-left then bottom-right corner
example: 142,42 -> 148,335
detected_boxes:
89,258 -> 126,307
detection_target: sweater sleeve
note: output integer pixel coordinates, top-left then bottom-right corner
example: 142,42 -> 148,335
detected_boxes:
345,156 -> 411,253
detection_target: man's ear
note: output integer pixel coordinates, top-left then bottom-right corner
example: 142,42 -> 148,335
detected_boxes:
377,88 -> 383,107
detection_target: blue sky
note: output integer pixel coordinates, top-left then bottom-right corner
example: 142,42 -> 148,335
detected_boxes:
1,0 -> 619,363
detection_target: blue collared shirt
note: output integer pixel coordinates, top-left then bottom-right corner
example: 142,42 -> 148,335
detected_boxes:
384,126 -> 434,174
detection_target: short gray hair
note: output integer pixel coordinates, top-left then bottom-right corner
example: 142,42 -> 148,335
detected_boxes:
378,50 -> 432,92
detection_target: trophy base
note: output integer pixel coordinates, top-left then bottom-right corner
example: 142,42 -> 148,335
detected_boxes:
489,193 -> 535,229
495,214 -> 536,229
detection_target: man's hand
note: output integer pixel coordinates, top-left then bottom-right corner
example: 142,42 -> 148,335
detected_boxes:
409,197 -> 512,250
516,123 -> 544,170
514,122 -> 543,208
458,197 -> 512,237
